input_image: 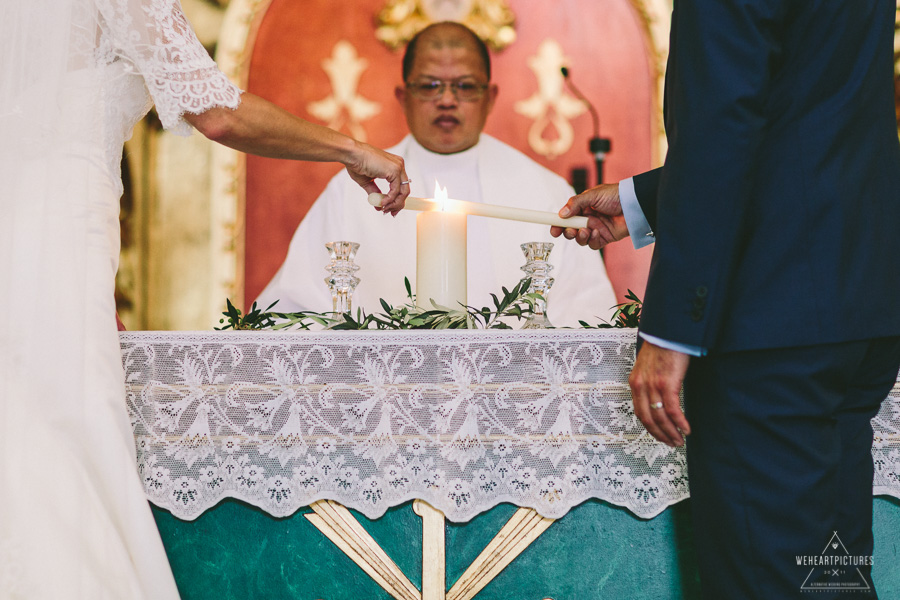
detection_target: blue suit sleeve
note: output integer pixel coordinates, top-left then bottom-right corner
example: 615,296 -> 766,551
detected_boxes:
638,0 -> 789,348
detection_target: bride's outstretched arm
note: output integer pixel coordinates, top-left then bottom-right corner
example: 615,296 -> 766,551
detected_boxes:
97,0 -> 409,213
184,95 -> 409,212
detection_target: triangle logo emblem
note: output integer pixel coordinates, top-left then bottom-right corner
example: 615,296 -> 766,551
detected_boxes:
799,531 -> 872,592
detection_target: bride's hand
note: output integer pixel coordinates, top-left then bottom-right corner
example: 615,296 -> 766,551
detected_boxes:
345,141 -> 410,215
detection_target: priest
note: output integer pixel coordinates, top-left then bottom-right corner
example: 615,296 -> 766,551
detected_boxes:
256,21 -> 617,326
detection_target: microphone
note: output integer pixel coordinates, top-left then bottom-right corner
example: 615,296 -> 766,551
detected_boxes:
561,66 -> 611,185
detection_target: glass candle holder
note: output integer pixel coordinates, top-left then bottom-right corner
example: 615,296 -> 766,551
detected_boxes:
324,241 -> 360,316
519,241 -> 555,329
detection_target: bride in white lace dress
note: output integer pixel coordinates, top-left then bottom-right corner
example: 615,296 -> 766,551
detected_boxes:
0,1 -> 408,598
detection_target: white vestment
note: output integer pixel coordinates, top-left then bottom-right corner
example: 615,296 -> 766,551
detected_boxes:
257,134 -> 618,327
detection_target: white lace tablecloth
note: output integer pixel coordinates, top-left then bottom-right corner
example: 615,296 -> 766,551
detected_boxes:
121,330 -> 900,522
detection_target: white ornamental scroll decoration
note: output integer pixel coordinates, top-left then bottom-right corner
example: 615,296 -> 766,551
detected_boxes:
514,39 -> 587,160
308,41 -> 381,142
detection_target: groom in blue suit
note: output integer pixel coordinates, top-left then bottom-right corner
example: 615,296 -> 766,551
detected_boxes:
554,1 -> 900,597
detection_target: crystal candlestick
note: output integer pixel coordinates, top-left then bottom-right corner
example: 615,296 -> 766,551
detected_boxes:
324,241 -> 360,315
520,242 -> 555,329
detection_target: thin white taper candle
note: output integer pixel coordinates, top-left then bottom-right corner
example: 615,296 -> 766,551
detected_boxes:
368,193 -> 589,229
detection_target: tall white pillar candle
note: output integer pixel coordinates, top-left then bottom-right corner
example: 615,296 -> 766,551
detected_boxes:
416,210 -> 467,309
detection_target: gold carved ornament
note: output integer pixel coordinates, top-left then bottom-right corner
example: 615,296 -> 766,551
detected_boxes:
894,7 -> 899,129
375,0 -> 516,51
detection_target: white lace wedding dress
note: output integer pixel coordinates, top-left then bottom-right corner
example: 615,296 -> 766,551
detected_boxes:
0,1 -> 240,597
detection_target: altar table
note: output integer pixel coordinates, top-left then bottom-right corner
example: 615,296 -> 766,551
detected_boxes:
122,330 -> 900,599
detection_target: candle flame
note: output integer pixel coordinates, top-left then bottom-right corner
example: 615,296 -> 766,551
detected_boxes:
434,181 -> 449,211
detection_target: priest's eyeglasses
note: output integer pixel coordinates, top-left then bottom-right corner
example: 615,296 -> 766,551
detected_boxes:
405,78 -> 489,101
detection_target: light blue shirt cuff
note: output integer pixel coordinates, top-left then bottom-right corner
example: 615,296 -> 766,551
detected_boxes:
639,332 -> 708,357
619,177 -> 655,249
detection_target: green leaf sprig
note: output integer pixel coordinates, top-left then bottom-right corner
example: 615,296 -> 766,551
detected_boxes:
216,298 -> 279,330
579,289 -> 643,329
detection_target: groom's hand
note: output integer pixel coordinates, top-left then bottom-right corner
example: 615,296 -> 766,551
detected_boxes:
550,183 -> 629,250
629,342 -> 692,447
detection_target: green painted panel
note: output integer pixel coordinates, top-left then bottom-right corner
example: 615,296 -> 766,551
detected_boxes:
873,496 -> 900,592
154,502 -> 418,600
444,501 -> 700,600
153,497 -> 899,599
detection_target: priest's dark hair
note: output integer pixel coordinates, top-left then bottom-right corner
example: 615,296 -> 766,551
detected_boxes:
402,21 -> 492,82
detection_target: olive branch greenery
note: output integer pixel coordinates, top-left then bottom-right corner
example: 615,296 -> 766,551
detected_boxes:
216,278 -> 642,331
579,289 -> 643,329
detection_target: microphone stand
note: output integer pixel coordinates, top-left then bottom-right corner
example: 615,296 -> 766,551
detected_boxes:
561,67 -> 611,185
589,137 -> 612,186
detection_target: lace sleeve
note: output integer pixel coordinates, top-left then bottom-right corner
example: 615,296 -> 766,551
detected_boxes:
98,0 -> 242,135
